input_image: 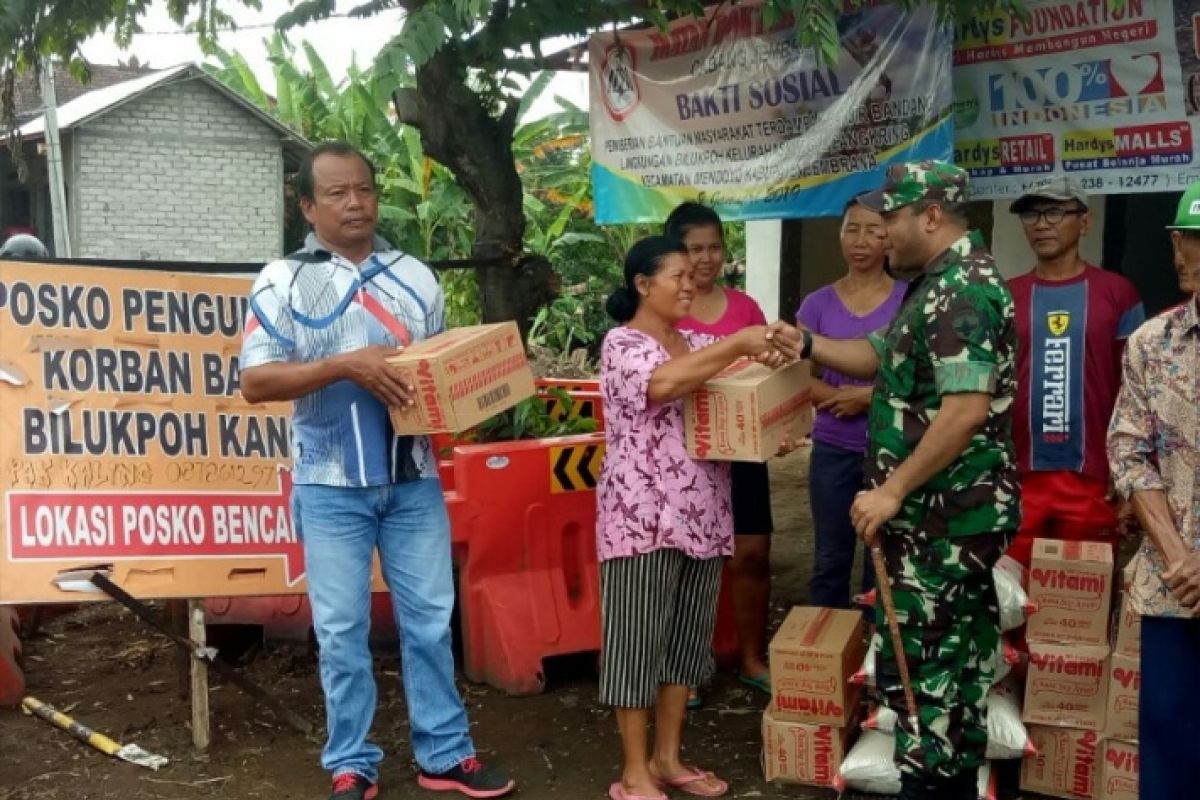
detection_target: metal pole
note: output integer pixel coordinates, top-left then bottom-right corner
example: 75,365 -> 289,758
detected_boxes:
38,58 -> 72,258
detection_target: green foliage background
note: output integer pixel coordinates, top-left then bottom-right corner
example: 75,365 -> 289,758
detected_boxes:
207,38 -> 747,372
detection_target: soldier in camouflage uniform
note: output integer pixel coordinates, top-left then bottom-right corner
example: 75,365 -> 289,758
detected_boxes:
786,161 -> 1018,800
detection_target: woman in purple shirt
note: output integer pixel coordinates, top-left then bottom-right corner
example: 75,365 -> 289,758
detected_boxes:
796,198 -> 906,608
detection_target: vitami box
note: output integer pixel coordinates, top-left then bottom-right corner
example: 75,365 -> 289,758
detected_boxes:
386,322 -> 535,434
1103,653 -> 1139,741
1097,739 -> 1138,800
684,359 -> 812,462
761,705 -> 856,787
768,607 -> 864,726
1113,564 -> 1141,658
1023,642 -> 1110,731
1021,726 -> 1101,799
1027,539 -> 1114,647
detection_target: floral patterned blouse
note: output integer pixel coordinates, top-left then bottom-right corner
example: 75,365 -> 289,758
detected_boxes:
1108,298 -> 1200,617
595,326 -> 733,562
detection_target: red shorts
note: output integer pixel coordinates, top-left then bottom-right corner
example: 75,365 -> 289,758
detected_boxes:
1007,471 -> 1118,569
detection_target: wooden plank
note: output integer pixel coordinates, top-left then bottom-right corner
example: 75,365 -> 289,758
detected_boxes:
188,599 -> 210,753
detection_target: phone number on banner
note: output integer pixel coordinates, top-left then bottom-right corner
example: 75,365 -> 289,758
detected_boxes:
974,171 -> 1200,198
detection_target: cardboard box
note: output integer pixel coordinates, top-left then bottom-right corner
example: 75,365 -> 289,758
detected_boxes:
1103,653 -> 1139,741
768,607 -> 864,726
386,322 -> 535,434
1028,539 -> 1114,646
1098,739 -> 1138,800
1113,565 -> 1141,658
1024,642 -> 1110,731
761,704 -> 856,787
683,359 -> 812,462
1021,726 -> 1102,799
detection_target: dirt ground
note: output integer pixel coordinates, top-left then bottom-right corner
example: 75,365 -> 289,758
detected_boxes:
0,450 -> 1032,800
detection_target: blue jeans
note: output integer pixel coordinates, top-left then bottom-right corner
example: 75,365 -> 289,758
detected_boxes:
293,479 -> 473,782
1141,614 -> 1200,800
808,440 -> 874,608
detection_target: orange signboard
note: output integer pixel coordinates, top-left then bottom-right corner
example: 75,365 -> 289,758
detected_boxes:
0,261 -> 319,603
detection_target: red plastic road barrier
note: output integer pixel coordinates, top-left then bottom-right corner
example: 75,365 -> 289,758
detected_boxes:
0,607 -> 23,707
444,433 -> 605,695
435,383 -> 605,493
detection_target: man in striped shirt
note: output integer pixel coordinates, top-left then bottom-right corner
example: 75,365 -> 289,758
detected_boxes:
240,142 -> 514,800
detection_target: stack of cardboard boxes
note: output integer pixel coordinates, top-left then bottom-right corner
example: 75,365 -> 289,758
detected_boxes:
761,607 -> 865,789
1020,540 -> 1141,800
1099,566 -> 1141,800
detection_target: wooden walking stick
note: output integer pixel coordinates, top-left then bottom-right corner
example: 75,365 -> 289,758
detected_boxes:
870,544 -> 921,736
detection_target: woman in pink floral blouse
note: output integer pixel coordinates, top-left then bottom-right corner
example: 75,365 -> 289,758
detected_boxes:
596,236 -> 794,800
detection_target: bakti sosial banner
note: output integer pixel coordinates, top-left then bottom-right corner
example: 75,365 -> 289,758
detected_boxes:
588,1 -> 954,223
954,0 -> 1200,199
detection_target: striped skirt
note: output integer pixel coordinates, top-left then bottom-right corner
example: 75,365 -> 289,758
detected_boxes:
599,547 -> 724,708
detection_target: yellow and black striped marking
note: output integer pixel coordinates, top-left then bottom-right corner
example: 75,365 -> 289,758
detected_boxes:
543,394 -> 596,423
550,443 -> 604,493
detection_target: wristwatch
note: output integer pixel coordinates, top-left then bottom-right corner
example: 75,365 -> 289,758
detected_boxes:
800,329 -> 814,360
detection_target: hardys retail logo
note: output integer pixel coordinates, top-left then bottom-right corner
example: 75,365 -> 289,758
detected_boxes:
601,42 -> 640,121
987,52 -> 1166,125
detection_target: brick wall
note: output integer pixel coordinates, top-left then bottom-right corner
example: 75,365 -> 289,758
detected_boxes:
70,78 -> 284,262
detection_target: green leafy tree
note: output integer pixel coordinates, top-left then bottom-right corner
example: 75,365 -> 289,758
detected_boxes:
3,0 -> 1022,330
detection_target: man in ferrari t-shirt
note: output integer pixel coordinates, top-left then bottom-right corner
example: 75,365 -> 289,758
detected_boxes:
1005,175 -> 1145,568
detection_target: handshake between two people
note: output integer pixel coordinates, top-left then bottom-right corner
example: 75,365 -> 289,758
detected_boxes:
728,321 -> 808,368
724,321 -> 810,458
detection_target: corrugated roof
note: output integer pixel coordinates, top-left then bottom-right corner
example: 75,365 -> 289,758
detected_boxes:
14,63 -> 311,162
12,61 -> 158,124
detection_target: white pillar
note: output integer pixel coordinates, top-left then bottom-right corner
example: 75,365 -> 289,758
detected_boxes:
39,59 -> 71,258
746,219 -> 782,319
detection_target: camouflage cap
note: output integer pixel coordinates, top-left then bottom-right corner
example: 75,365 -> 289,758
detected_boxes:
1168,180 -> 1200,230
858,160 -> 969,213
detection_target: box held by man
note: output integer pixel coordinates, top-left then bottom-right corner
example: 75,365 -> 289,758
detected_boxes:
387,322 -> 535,434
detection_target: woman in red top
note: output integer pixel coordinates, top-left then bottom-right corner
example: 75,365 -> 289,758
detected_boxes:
666,203 -> 774,701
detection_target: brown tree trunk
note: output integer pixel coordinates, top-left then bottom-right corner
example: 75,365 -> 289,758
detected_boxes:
394,46 -> 555,335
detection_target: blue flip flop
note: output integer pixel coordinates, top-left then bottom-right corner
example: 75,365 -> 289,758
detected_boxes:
738,672 -> 771,695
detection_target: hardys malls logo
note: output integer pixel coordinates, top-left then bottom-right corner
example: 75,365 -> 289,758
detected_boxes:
987,52 -> 1166,125
601,42 -> 640,121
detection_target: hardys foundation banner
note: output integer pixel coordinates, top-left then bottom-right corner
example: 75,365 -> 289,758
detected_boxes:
954,0 -> 1200,198
588,1 -> 954,222
0,262 -> 310,603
